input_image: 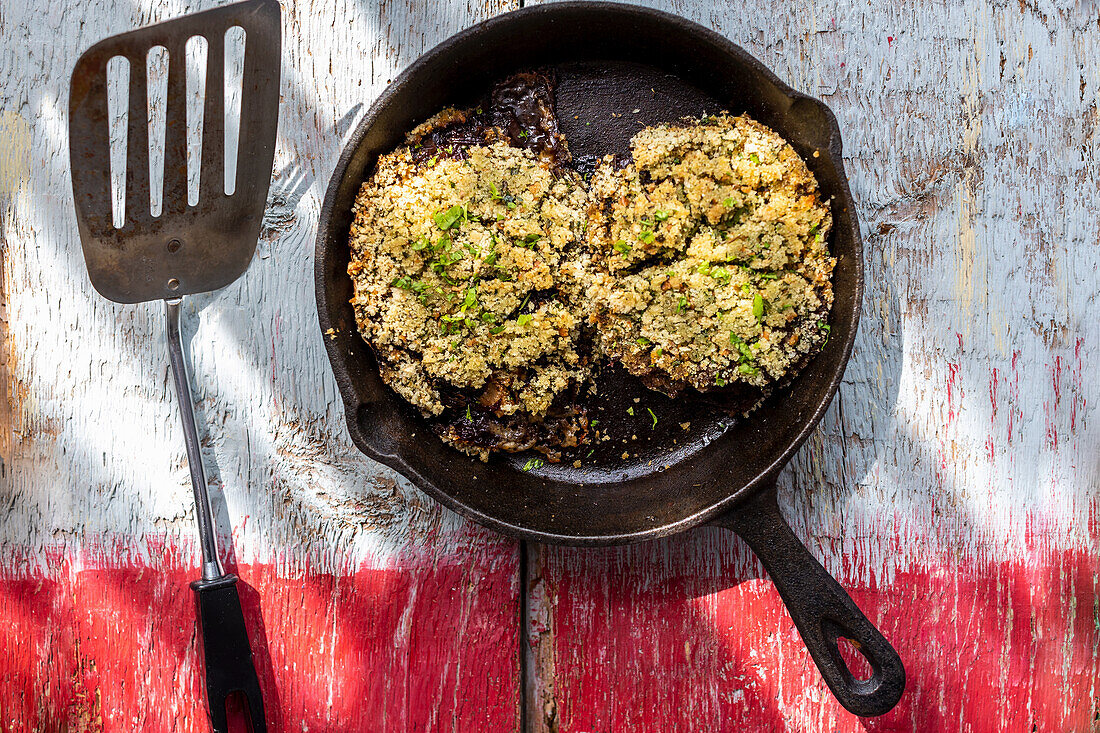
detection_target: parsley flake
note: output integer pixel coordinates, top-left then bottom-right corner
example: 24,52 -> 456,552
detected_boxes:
433,206 -> 464,230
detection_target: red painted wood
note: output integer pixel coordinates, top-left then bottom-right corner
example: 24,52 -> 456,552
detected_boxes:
0,534 -> 519,732
532,533 -> 1100,732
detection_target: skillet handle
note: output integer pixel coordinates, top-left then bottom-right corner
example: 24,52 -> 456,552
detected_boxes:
711,487 -> 905,717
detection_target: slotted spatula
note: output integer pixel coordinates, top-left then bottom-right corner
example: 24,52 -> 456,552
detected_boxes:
68,1 -> 281,730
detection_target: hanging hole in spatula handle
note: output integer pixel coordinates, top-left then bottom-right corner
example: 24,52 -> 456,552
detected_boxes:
710,486 -> 905,717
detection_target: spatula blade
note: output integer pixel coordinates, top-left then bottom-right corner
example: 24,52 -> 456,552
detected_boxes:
69,0 -> 281,304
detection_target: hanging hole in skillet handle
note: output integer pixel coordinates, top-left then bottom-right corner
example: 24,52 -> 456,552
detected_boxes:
710,485 -> 905,717
836,635 -> 874,682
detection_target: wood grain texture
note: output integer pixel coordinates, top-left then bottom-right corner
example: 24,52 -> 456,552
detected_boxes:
1,0 -> 1098,730
523,0 -> 1100,729
0,0 -> 522,729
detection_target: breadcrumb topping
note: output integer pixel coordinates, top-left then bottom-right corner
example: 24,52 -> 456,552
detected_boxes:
348,110 -> 836,457
582,114 -> 836,395
348,137 -> 591,424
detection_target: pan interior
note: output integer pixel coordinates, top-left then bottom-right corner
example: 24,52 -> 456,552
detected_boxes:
318,4 -> 859,543
507,61 -> 733,480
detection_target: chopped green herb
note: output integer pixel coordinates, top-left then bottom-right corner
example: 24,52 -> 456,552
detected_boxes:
461,288 -> 478,311
433,205 -> 464,230
518,130 -> 529,140
749,152 -> 760,164
636,337 -> 650,346
626,407 -> 635,416
523,458 -> 544,471
653,347 -> 663,357
715,377 -> 728,387
753,293 -> 765,319
654,209 -> 669,221
729,333 -> 754,363
590,420 -> 599,427
677,295 -> 688,314
411,236 -> 430,251
506,201 -> 517,210
490,325 -> 506,335
739,363 -> 760,376
723,197 -> 734,207
465,405 -> 472,420
818,321 -> 831,345
585,449 -> 595,458
815,230 -> 824,242
613,239 -> 631,254
647,408 -> 658,428
640,231 -> 656,244
517,313 -> 533,327
517,233 -> 541,249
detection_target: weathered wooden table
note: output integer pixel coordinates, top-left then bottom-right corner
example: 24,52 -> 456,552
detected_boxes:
1,0 -> 1097,730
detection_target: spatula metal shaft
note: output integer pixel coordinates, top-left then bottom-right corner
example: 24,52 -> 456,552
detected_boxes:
166,297 -> 224,582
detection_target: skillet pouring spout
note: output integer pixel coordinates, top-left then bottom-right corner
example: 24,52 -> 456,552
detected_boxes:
712,484 -> 906,717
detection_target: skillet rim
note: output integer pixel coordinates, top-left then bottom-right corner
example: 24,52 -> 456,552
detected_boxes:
315,0 -> 864,545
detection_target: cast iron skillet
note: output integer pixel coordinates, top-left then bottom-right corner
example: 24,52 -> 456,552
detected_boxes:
316,2 -> 905,717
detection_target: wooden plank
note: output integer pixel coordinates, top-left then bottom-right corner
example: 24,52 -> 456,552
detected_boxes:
524,0 -> 1100,729
0,0 -> 522,730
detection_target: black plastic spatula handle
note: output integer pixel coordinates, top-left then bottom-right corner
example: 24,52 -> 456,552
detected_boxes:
192,575 -> 267,733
